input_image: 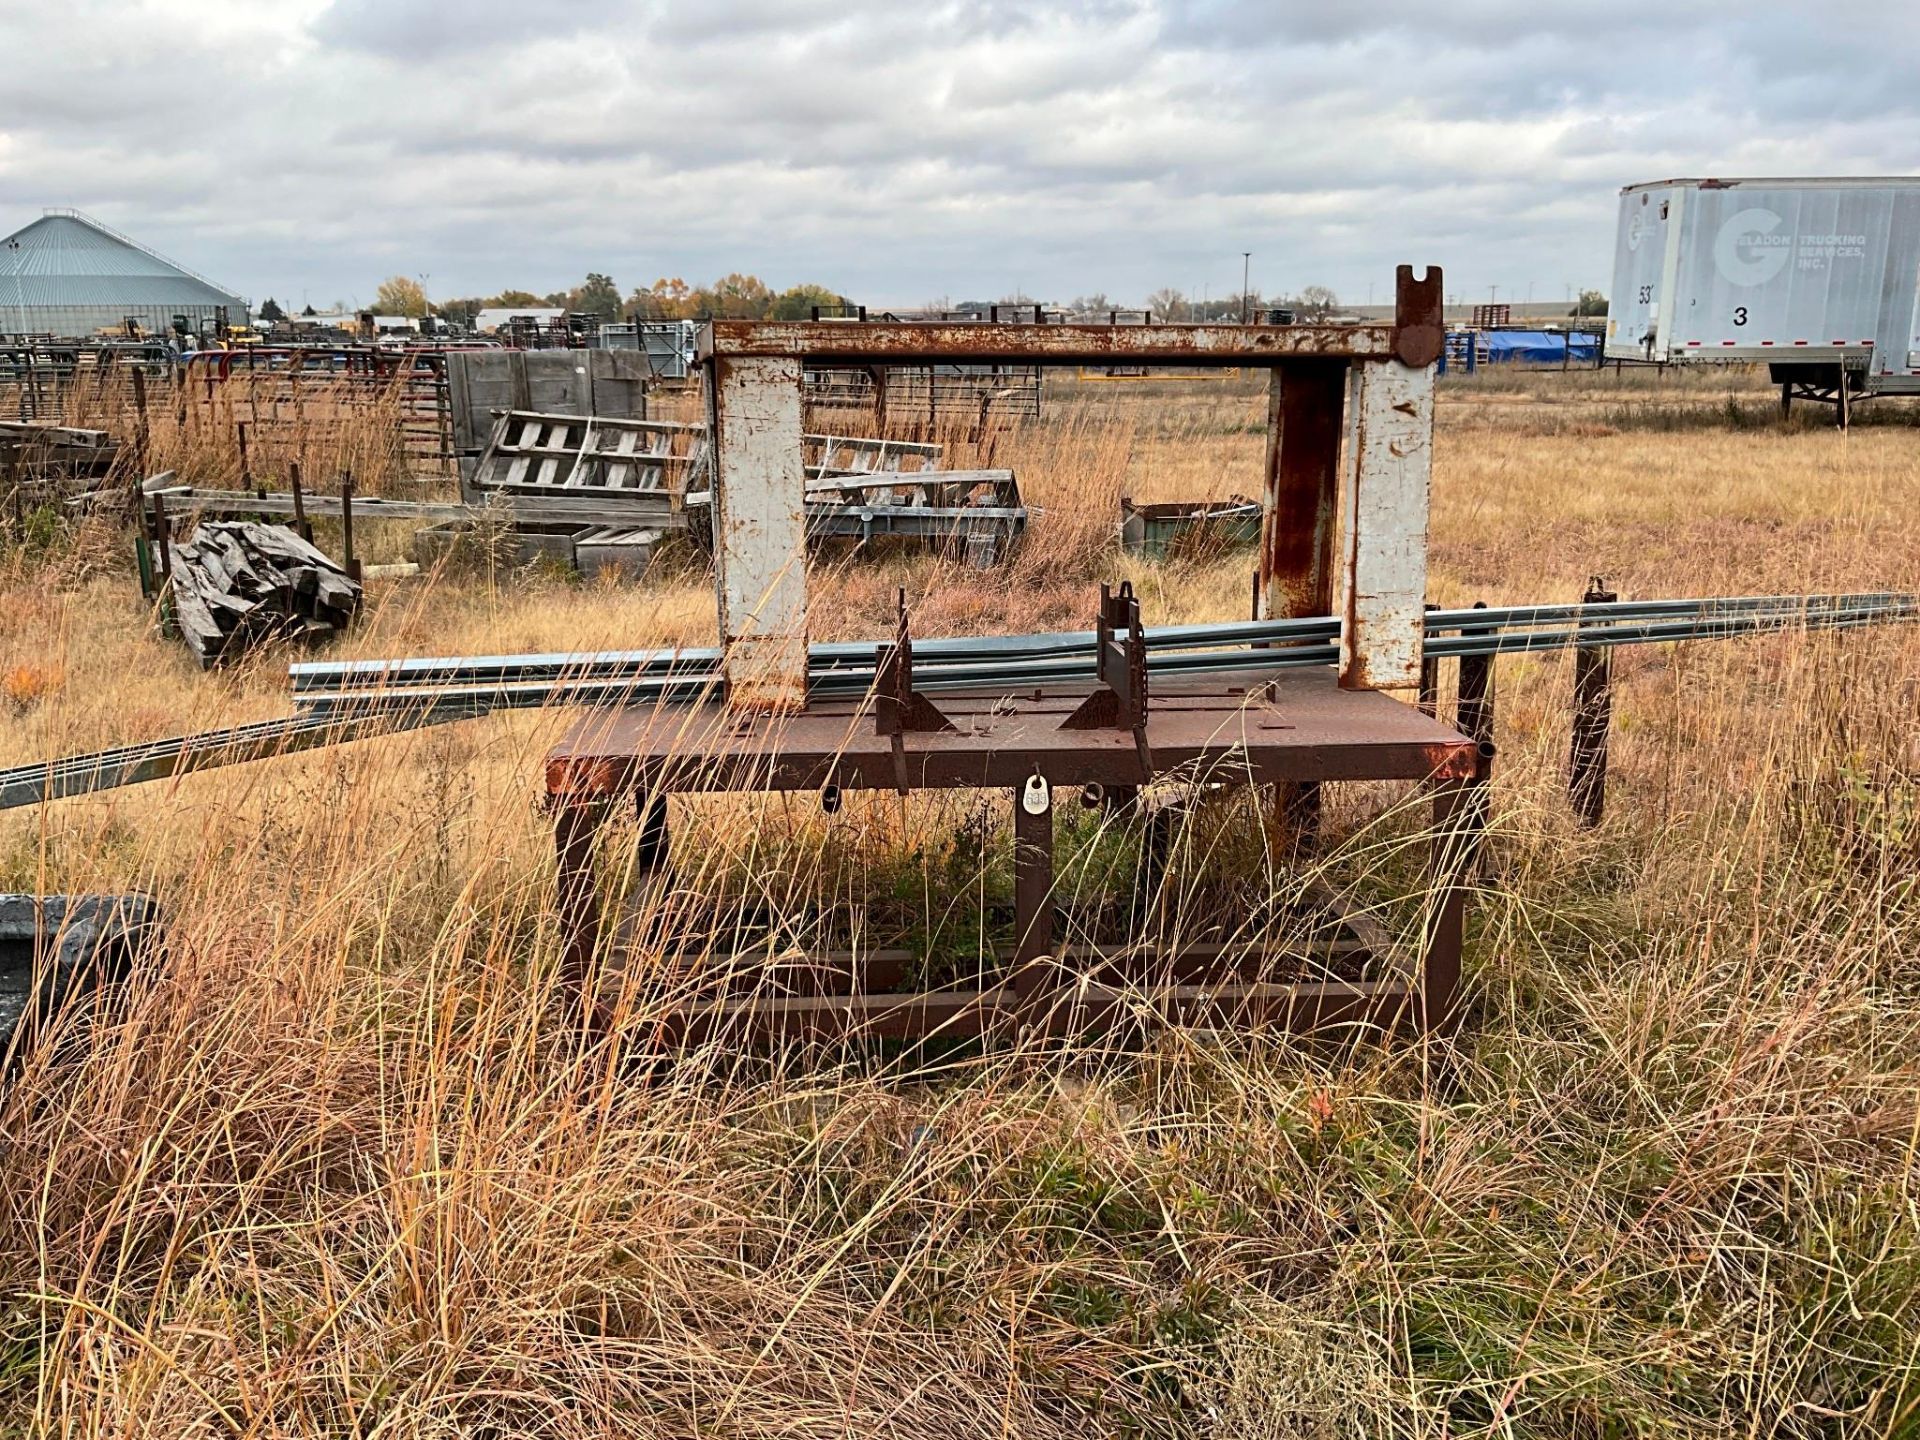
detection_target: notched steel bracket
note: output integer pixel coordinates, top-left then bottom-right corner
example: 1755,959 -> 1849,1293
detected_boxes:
873,589 -> 955,792
1392,264 -> 1445,369
873,590 -> 956,738
1061,582 -> 1156,775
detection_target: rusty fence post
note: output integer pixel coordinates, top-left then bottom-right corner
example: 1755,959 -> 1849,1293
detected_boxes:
129,366 -> 151,490
289,461 -> 312,543
149,490 -> 177,637
1012,775 -> 1057,1034
339,468 -> 361,582
149,490 -> 173,581
1455,601 -> 1495,872
554,800 -> 608,1027
1569,578 -> 1617,827
1417,603 -> 1440,716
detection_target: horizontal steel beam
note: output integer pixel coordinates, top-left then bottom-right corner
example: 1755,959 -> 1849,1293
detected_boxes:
699,321 -> 1397,367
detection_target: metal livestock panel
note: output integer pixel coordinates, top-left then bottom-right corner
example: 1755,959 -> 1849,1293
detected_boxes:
1606,178 -> 1920,370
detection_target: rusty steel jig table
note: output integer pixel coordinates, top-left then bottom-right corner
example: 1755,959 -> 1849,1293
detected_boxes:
546,661 -> 1485,1043
545,265 -> 1481,1043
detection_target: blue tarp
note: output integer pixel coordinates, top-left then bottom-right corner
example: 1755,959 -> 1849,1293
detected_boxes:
1479,330 -> 1600,364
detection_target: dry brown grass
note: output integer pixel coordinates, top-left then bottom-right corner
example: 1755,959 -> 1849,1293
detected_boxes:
0,365 -> 1917,1435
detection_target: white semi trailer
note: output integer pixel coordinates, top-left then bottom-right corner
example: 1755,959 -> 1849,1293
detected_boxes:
1606,177 -> 1920,423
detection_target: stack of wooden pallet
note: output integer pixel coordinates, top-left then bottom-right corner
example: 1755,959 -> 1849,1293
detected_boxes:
167,523 -> 362,667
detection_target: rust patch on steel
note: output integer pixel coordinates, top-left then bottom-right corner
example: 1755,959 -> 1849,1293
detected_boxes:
1392,265 -> 1444,368
1422,743 -> 1480,780
1260,360 -> 1345,620
546,756 -> 626,796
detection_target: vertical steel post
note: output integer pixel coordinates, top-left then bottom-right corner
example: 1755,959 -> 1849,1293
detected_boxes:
1336,356 -> 1433,689
1259,358 -> 1345,843
150,490 -> 173,580
1417,603 -> 1440,717
705,352 -> 808,712
289,461 -> 311,543
1569,579 -> 1617,827
1257,360 -> 1344,622
150,490 -> 176,638
129,366 -> 150,483
1421,776 -> 1476,1034
636,790 -> 670,876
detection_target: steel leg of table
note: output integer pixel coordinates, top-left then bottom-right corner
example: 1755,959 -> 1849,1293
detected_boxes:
1422,767 -> 1485,1034
554,798 -> 608,1020
1011,784 -> 1056,1032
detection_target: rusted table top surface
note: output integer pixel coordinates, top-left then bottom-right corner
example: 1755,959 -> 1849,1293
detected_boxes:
546,668 -> 1478,797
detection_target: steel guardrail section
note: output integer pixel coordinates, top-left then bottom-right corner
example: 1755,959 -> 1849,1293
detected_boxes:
9,593 -> 1917,811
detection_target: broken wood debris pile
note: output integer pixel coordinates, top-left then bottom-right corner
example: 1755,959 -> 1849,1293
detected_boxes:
166,522 -> 362,667
0,421 -> 119,485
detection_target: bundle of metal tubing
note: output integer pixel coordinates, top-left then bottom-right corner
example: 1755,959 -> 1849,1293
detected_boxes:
3,592 -> 1915,811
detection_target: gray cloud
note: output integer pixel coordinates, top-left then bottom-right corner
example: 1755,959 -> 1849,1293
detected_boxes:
312,0 -> 613,58
0,0 -> 1916,311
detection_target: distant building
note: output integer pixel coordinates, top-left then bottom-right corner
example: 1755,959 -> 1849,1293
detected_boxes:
0,208 -> 248,339
475,306 -> 565,334
287,312 -> 357,331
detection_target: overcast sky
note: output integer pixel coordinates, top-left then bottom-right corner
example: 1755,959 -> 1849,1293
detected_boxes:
2,1 -> 1917,312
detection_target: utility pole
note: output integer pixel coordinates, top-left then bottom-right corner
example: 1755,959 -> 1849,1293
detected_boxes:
1241,252 -> 1251,324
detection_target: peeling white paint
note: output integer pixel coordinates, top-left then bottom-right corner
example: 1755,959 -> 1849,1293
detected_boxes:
1337,359 -> 1432,689
707,355 -> 808,711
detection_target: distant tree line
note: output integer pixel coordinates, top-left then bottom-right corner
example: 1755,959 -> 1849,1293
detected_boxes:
371,272 -> 856,330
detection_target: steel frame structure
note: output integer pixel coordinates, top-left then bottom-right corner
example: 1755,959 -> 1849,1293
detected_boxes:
540,267 -> 1472,1044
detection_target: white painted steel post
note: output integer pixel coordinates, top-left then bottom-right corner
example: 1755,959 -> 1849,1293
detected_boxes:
1336,358 -> 1433,690
706,354 -> 808,711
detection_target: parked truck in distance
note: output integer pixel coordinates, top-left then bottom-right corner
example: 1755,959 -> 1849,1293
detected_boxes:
1606,177 -> 1920,424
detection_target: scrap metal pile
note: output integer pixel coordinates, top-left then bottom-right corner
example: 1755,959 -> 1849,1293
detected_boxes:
470,410 -> 1028,569
2,590 -> 1913,811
